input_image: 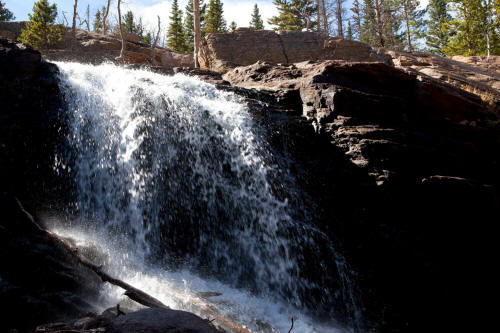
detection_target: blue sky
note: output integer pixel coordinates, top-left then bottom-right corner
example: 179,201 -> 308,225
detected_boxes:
7,0 -> 281,31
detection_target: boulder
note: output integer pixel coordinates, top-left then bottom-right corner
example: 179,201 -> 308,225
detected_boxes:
199,29 -> 390,72
107,308 -> 221,333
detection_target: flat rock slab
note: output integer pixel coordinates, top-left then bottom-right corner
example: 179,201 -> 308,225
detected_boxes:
107,308 -> 221,333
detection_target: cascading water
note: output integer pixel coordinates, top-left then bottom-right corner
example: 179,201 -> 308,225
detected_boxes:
51,62 -> 361,333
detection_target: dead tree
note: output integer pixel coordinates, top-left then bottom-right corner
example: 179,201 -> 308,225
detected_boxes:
71,0 -> 78,51
102,0 -> 112,34
350,0 -> 362,40
62,11 -> 69,26
151,15 -> 161,65
85,4 -> 90,31
335,0 -> 344,38
373,0 -> 385,46
116,0 -> 126,61
193,0 -> 201,68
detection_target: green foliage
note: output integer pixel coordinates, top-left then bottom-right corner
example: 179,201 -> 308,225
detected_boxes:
398,0 -> 426,51
425,0 -> 451,55
93,7 -> 103,33
444,0 -> 498,55
184,0 -> 206,52
167,0 -> 188,52
19,0 -> 64,51
141,31 -> 152,45
346,20 -> 353,40
383,0 -> 406,50
204,0 -> 227,34
250,3 -> 264,29
360,0 -> 377,44
122,11 -> 137,34
268,0 -> 317,31
230,20 -> 237,31
0,1 -> 15,21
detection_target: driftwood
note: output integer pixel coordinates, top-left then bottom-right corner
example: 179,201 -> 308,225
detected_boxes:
13,197 -> 252,333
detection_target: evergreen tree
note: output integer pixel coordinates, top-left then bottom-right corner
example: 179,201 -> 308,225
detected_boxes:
346,20 -> 353,39
425,0 -> 451,55
204,0 -> 227,33
141,31 -> 152,45
122,11 -> 137,34
184,0 -> 206,53
361,0 -> 377,44
19,0 -> 64,51
444,0 -> 490,55
268,0 -> 317,31
230,20 -> 237,31
383,0 -> 405,50
397,0 -> 425,51
93,9 -> 101,32
250,3 -> 264,29
167,0 -> 187,52
0,1 -> 15,21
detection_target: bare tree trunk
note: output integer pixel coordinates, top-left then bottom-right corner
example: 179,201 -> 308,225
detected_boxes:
116,0 -> 126,61
193,0 -> 201,68
373,0 -> 384,46
152,16 -> 161,66
62,11 -> 69,26
85,5 -> 90,31
72,0 -> 78,51
103,0 -> 111,35
336,0 -> 343,38
321,0 -> 328,34
316,0 -> 322,32
403,3 -> 412,51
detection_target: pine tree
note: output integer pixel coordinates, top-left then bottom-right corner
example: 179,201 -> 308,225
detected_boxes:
141,31 -> 152,45
167,0 -> 187,52
268,0 -> 317,31
425,0 -> 450,55
397,0 -> 425,51
204,0 -> 227,33
122,11 -> 137,34
361,0 -> 377,44
184,0 -> 206,53
230,20 -> 237,31
0,1 -> 15,21
346,20 -> 353,39
250,3 -> 264,29
383,0 -> 405,50
19,0 -> 65,51
444,0 -> 490,55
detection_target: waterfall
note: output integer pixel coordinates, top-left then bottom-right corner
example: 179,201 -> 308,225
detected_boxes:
53,62 -> 360,333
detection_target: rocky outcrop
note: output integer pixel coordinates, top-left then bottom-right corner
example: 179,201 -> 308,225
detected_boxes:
451,55 -> 500,74
215,60 -> 500,332
198,29 -> 499,104
199,28 -> 390,72
0,39 -> 65,208
0,22 -> 193,68
35,308 -> 222,333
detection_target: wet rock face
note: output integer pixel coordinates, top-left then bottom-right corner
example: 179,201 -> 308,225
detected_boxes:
0,39 -> 66,209
0,195 -> 102,333
219,60 -> 500,332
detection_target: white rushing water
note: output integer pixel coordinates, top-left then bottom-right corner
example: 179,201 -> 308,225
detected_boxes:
51,62 -> 359,333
